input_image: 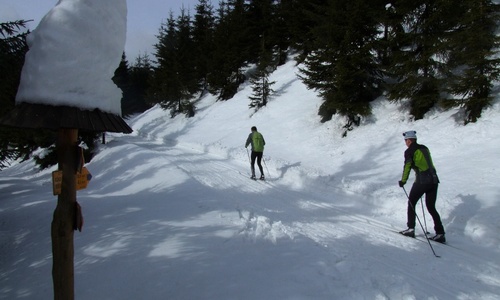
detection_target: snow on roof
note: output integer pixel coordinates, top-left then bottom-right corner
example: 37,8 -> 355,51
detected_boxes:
15,0 -> 127,116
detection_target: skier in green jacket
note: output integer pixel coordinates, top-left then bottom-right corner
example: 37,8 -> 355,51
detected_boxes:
398,130 -> 446,243
245,126 -> 266,180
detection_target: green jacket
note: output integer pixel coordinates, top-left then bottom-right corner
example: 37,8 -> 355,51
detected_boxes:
401,142 -> 439,184
246,131 -> 265,152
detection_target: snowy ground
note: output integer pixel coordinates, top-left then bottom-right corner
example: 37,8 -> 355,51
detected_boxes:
1,59 -> 500,299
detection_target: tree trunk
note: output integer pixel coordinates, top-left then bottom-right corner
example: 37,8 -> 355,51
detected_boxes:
52,128 -> 78,300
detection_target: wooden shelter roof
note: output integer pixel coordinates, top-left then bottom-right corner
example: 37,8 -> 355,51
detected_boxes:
0,102 -> 132,133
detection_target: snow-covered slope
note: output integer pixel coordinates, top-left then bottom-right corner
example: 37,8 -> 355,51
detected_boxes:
1,58 -> 500,299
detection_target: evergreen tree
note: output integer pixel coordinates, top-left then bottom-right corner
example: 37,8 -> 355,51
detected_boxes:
268,0 -> 290,66
142,0 -> 499,131
176,7 -> 198,96
446,0 -> 500,124
113,53 -> 132,115
149,12 -> 180,107
373,2 -> 402,70
0,21 -> 41,169
113,52 -> 153,117
207,0 -> 248,100
192,0 -> 216,93
282,0 -> 327,63
245,0 -> 277,63
248,68 -> 275,110
127,54 -> 154,115
385,0 -> 458,120
299,0 -> 384,124
0,21 -> 29,116
206,2 -> 229,97
149,11 -> 196,117
249,38 -> 276,110
176,8 -> 197,116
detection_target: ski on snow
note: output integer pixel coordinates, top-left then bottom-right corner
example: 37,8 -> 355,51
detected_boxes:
250,177 -> 266,181
396,231 -> 447,245
238,171 -> 268,182
393,230 -> 441,257
394,229 -> 463,253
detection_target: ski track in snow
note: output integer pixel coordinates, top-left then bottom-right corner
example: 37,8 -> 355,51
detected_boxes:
1,128 -> 500,299
2,78 -> 500,299
84,133 -> 500,299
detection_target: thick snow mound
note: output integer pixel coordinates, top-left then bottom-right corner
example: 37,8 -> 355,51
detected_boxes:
15,0 -> 127,115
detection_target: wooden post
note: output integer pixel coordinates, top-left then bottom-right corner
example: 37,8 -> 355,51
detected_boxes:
51,128 -> 78,300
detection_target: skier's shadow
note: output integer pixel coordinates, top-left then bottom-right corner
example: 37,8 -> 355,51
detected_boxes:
275,161 -> 301,180
446,194 -> 481,238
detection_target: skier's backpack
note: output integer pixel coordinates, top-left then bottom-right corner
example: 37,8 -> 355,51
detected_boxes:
252,132 -> 264,152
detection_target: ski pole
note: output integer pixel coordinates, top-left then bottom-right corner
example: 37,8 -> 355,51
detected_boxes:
403,186 -> 440,258
420,197 -> 429,234
246,148 -> 251,163
263,155 -> 271,178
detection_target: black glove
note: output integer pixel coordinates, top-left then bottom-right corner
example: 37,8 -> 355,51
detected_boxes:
398,180 -> 405,187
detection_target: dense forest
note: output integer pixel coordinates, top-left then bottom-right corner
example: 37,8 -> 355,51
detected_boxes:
1,0 -> 499,169
140,0 -> 500,125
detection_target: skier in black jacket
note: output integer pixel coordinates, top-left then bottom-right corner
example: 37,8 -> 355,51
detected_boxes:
398,131 -> 446,243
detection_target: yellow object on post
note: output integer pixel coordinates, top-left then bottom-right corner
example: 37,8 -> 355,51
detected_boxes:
52,167 -> 92,195
52,170 -> 63,195
76,167 -> 92,190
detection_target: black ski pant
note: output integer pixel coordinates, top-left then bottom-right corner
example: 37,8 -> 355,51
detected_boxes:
407,182 -> 445,234
250,151 -> 264,177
